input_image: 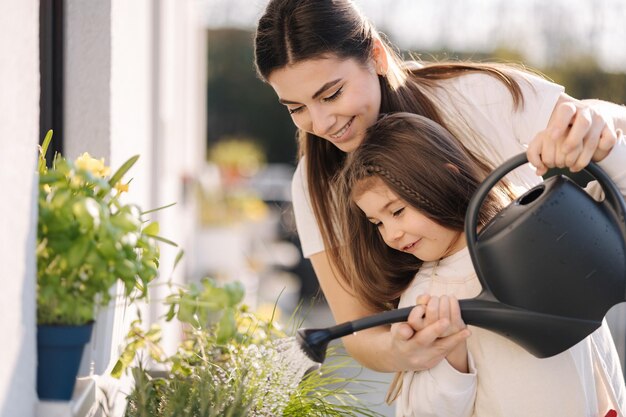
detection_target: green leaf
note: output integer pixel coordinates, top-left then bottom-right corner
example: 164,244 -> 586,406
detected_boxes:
110,341 -> 145,379
108,154 -> 139,187
142,221 -> 159,236
39,171 -> 66,184
168,249 -> 185,279
72,197 -> 100,231
146,234 -> 178,247
38,130 -> 53,173
66,237 -> 91,268
141,201 -> 176,215
216,308 -> 236,344
165,300 -> 177,322
177,298 -> 198,325
224,281 -> 245,306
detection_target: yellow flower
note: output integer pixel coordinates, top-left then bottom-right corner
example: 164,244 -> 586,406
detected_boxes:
75,152 -> 111,177
115,182 -> 130,193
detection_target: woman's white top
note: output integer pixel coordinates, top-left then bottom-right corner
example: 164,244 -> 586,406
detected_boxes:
292,70 -> 564,258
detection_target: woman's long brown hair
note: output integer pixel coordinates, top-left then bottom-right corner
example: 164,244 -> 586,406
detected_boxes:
255,0 -> 528,307
337,113 -> 513,311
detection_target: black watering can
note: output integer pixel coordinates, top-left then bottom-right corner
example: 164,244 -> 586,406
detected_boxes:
297,153 -> 626,364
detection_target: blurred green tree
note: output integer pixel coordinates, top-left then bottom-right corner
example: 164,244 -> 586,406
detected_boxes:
207,29 -> 297,165
207,31 -> 625,167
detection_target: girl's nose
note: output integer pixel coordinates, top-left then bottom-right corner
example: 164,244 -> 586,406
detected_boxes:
385,224 -> 404,243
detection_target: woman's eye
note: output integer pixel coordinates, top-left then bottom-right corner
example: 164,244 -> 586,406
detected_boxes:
392,207 -> 405,217
288,106 -> 304,115
322,87 -> 343,102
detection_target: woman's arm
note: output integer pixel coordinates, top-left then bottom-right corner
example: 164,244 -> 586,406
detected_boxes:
310,251 -> 470,372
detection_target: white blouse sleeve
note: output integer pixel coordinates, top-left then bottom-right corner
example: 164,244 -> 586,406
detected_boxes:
396,355 -> 477,417
510,71 -> 566,146
291,158 -> 325,258
456,69 -> 564,147
584,140 -> 626,200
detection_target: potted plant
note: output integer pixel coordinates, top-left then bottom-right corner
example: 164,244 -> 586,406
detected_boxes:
36,130 -> 173,400
110,278 -> 384,417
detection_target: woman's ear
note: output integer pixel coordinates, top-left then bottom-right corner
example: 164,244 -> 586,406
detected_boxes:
445,163 -> 461,174
372,37 -> 389,76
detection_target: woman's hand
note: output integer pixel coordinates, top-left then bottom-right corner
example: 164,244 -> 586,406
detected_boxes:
389,294 -> 470,372
527,97 -> 617,177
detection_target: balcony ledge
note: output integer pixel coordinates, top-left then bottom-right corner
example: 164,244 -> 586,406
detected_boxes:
37,377 -> 97,417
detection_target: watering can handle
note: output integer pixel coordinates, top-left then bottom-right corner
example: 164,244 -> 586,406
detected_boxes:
333,298 -> 528,336
464,152 -> 626,276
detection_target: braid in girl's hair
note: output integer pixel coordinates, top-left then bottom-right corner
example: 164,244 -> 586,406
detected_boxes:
364,164 -> 438,213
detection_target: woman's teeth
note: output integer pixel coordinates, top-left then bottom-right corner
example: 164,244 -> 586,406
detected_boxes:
331,118 -> 353,139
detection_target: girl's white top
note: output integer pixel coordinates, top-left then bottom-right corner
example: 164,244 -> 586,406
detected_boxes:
395,134 -> 626,417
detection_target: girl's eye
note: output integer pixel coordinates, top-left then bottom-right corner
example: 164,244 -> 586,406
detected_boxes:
392,207 -> 404,217
322,87 -> 343,103
288,106 -> 304,115
370,220 -> 382,229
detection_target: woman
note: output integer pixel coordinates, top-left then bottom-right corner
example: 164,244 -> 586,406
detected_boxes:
254,0 -> 626,373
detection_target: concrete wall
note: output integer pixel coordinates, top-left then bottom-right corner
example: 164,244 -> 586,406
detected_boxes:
0,0 -> 39,416
148,0 -> 206,357
0,0 -> 203,414
63,0 -> 206,391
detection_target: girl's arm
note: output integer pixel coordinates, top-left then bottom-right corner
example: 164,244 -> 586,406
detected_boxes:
309,251 -> 470,372
395,355 -> 476,417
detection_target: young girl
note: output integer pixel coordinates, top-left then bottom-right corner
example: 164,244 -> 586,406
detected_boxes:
337,112 -> 626,416
254,0 -> 626,374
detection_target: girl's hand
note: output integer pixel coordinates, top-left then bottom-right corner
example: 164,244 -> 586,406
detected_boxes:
528,100 -> 617,177
389,294 -> 470,371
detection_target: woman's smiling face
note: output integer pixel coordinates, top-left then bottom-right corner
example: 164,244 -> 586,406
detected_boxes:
268,55 -> 382,153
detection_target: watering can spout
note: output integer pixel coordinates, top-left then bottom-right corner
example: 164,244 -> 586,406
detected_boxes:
296,297 -> 603,364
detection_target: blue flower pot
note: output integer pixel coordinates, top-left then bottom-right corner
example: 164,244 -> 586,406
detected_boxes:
36,323 -> 94,401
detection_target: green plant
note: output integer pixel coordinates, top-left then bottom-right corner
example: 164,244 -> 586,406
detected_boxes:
37,131 -> 175,325
112,279 -> 385,417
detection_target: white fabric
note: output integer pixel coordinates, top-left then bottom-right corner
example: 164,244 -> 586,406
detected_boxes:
292,70 -> 564,258
395,142 -> 626,417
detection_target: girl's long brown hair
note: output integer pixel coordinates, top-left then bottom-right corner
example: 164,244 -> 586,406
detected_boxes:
337,113 -> 513,311
255,0 -> 528,306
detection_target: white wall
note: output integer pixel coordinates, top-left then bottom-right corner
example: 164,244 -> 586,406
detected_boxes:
148,0 -> 207,357
0,0 -> 206,413
63,0 -> 207,387
0,0 -> 39,416
64,0 -> 112,161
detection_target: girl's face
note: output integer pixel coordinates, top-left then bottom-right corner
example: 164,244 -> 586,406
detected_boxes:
354,178 -> 466,262
267,55 -> 381,153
